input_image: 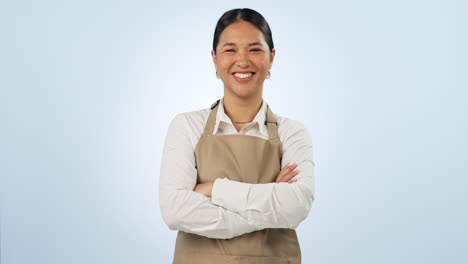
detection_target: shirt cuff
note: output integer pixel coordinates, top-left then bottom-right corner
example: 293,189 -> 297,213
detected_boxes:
211,178 -> 252,212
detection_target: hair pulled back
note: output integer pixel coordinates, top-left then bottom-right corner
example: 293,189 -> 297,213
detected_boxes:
212,8 -> 274,54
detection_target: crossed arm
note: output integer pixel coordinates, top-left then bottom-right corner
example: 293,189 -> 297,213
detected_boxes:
159,114 -> 315,239
193,161 -> 300,197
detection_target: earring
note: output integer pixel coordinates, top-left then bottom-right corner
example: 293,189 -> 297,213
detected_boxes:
216,71 -> 220,79
266,71 -> 271,79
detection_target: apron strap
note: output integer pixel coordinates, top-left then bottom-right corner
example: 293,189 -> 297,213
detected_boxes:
203,99 -> 220,135
203,98 -> 279,140
265,104 -> 279,140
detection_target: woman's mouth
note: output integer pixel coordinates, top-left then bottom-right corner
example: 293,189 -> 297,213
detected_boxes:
233,72 -> 255,82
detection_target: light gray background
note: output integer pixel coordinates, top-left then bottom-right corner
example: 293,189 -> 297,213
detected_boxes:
2,0 -> 467,263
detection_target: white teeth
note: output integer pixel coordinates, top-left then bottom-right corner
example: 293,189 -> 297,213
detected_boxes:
234,72 -> 253,78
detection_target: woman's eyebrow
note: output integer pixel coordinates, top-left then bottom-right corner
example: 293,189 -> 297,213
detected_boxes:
221,42 -> 262,47
222,43 -> 236,47
247,42 -> 262,46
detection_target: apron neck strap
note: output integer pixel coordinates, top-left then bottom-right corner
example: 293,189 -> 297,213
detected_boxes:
203,99 -> 279,140
203,99 -> 220,136
265,104 -> 279,140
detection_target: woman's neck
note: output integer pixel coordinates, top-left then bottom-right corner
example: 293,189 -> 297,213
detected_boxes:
222,93 -> 263,124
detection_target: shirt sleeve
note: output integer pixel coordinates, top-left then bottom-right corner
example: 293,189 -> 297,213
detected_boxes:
159,114 -> 263,239
210,120 -> 315,230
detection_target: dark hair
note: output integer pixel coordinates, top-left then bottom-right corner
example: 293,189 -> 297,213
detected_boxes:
212,8 -> 274,54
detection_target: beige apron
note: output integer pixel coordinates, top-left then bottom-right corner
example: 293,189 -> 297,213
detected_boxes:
173,99 -> 301,264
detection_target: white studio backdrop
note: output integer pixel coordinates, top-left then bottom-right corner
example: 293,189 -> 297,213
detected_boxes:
2,0 -> 467,263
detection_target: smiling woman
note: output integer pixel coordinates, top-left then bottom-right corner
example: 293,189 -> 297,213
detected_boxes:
159,8 -> 315,264
212,20 -> 275,101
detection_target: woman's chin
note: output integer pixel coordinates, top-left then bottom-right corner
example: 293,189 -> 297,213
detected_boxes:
230,85 -> 261,98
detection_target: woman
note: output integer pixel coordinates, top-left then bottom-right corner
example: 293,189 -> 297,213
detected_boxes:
159,8 -> 315,264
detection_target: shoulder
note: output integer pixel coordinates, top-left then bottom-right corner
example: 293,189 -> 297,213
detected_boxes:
170,107 -> 210,132
170,108 -> 209,127
275,114 -> 313,147
276,114 -> 306,133
166,107 -> 211,148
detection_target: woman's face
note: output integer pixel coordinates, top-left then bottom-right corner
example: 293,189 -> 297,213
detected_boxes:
212,20 -> 275,98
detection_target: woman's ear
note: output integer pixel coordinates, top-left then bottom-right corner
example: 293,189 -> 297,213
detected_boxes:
211,50 -> 218,72
269,48 -> 276,67
211,50 -> 217,66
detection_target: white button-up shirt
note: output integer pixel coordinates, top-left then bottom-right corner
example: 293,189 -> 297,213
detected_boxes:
159,97 -> 315,239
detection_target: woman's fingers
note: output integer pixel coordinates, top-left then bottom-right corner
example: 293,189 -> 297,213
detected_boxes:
288,178 -> 298,184
279,163 -> 298,181
275,163 -> 294,182
284,169 -> 300,183
276,163 -> 299,183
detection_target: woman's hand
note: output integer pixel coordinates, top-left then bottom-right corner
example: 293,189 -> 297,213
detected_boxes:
276,162 -> 300,183
193,181 -> 214,197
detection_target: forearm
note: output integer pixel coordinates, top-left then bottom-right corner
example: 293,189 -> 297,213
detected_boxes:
210,160 -> 315,230
160,186 -> 262,239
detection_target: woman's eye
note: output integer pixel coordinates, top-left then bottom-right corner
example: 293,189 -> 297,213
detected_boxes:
250,49 -> 261,52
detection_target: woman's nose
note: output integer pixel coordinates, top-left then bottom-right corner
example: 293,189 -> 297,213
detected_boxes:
236,51 -> 250,67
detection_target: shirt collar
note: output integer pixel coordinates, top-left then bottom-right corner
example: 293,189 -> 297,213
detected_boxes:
212,96 -> 269,137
